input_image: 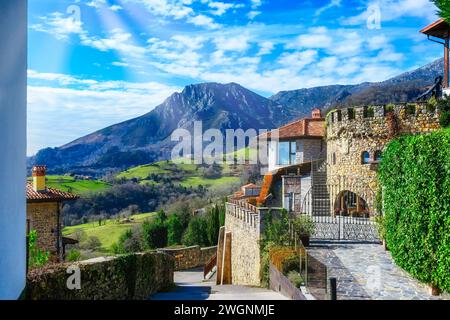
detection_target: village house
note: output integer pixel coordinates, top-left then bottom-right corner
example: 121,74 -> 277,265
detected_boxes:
252,109 -> 327,214
26,166 -> 78,262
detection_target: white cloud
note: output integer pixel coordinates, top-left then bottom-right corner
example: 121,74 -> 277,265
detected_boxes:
343,0 -> 437,25
278,50 -> 318,70
247,11 -> 261,19
287,27 -> 333,49
214,34 -> 251,52
188,14 -> 221,29
315,0 -> 341,17
257,41 -> 275,56
110,5 -> 123,11
30,12 -> 84,40
80,29 -> 146,58
208,2 -> 240,16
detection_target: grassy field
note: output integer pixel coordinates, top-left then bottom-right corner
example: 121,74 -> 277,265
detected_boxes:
117,160 -> 241,191
29,175 -> 111,195
63,212 -> 156,252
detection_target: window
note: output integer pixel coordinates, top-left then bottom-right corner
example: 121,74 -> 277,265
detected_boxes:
332,153 -> 337,165
278,141 -> 296,165
361,151 -> 370,164
374,150 -> 382,162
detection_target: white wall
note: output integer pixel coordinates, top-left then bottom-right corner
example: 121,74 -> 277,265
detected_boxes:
0,0 -> 27,299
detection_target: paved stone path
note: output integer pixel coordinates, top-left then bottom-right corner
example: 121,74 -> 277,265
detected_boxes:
150,268 -> 289,300
307,241 -> 445,300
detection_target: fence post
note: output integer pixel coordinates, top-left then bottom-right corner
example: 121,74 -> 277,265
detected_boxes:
328,277 -> 337,300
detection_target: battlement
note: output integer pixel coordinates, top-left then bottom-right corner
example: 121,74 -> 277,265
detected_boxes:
326,102 -> 441,139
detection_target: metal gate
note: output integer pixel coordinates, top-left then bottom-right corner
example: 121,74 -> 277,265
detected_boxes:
311,216 -> 380,242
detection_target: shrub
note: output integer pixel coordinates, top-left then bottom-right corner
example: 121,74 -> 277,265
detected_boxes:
207,206 -> 221,245
378,128 -> 450,292
66,249 -> 81,262
292,215 -> 315,237
364,106 -> 374,118
142,219 -> 168,249
84,236 -> 102,250
437,98 -> 450,128
166,214 -> 184,246
182,216 -> 209,247
406,103 -> 416,115
287,271 -> 304,288
384,103 -> 395,114
28,230 -> 50,268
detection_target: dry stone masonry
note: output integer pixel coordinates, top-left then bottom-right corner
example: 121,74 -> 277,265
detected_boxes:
326,103 -> 441,215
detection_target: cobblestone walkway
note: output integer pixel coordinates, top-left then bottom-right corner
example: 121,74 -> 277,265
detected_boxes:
308,241 -> 444,300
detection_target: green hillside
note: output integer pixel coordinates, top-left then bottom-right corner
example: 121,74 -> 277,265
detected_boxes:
63,212 -> 156,252
117,160 -> 241,191
29,175 -> 111,195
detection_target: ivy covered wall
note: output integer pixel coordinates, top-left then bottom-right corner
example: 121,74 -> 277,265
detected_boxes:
379,128 -> 450,292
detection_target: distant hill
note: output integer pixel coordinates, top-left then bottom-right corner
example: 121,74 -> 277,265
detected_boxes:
29,58 -> 444,175
270,58 -> 444,114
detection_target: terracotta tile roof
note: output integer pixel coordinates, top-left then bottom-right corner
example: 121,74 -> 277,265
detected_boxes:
260,117 -> 325,140
242,183 -> 259,189
26,182 -> 79,202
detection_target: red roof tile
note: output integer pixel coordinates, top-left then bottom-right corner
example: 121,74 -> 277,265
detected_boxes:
26,182 -> 79,202
260,117 -> 325,140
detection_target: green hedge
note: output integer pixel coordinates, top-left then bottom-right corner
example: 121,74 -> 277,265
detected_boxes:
379,128 -> 450,291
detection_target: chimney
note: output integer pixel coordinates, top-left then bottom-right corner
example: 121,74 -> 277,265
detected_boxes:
312,108 -> 322,119
32,165 -> 46,192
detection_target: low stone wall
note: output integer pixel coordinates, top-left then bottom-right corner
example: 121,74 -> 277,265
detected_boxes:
157,246 -> 217,271
26,252 -> 174,300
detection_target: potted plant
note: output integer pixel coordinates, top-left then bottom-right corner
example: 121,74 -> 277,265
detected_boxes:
292,215 -> 315,247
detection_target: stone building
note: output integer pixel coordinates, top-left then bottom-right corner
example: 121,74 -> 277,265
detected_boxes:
256,109 -> 327,213
265,108 -> 326,172
26,166 -> 78,262
326,103 -> 441,216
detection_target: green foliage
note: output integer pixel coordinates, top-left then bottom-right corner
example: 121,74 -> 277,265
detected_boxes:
427,97 -> 438,113
28,230 -> 50,268
66,249 -> 81,262
142,219 -> 168,249
406,103 -> 416,115
432,0 -> 450,22
219,204 -> 226,227
167,214 -> 184,246
385,103 -> 395,114
264,209 -> 290,245
207,205 -> 221,245
182,216 -> 209,247
291,214 -> 315,237
84,236 -> 102,250
378,128 -> 450,291
365,106 -> 375,118
287,271 -> 304,288
157,210 -> 167,223
260,209 -> 291,287
437,98 -> 450,128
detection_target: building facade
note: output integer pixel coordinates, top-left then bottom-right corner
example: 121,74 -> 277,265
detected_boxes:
27,166 -> 79,262
326,103 -> 441,216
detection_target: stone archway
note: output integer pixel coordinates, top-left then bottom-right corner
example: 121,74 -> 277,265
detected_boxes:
334,190 -> 369,217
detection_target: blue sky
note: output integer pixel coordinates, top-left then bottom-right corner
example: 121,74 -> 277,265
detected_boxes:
28,0 -> 442,155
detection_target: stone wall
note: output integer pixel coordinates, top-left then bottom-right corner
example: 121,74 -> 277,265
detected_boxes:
27,202 -> 60,259
225,202 -> 264,286
26,252 -> 174,300
326,103 -> 441,215
297,139 -> 326,164
157,246 -> 217,271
